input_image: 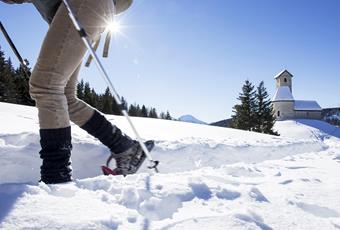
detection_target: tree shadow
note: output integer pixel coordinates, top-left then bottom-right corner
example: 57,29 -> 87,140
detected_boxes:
296,119 -> 340,139
0,183 -> 28,223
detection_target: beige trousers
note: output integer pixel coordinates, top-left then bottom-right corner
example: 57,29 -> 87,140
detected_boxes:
30,0 -> 114,129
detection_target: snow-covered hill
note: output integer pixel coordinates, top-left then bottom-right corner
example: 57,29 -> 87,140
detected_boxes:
1,102 -> 340,229
178,114 -> 206,125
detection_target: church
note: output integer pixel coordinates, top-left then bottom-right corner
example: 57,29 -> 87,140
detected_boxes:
271,70 -> 322,120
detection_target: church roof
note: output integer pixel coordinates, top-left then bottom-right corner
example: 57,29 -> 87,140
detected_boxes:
274,69 -> 293,79
294,100 -> 322,111
272,86 -> 294,102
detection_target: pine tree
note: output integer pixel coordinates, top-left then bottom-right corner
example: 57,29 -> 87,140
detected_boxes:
165,111 -> 172,120
102,87 -> 113,114
254,81 -> 279,135
128,104 -> 138,116
159,112 -> 166,119
14,60 -> 34,106
77,79 -> 84,100
1,57 -> 17,103
112,96 -> 120,115
231,80 -> 256,131
135,104 -> 142,117
0,47 -> 7,102
121,97 -> 128,111
83,82 -> 95,106
149,108 -> 158,118
141,105 -> 148,117
91,88 -> 98,108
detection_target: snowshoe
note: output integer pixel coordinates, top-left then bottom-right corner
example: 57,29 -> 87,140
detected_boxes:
101,140 -> 156,176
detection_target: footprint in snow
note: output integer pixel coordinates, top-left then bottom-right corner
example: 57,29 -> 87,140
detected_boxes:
188,180 -> 212,200
279,179 -> 293,185
234,211 -> 273,230
333,155 -> 340,163
286,166 -> 310,170
249,187 -> 269,203
300,178 -> 322,183
139,195 -> 182,221
216,188 -> 241,200
293,202 -> 340,218
333,223 -> 340,229
274,172 -> 282,177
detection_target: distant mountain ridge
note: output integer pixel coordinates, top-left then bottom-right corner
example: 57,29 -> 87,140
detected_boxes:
210,118 -> 232,128
178,115 -> 207,124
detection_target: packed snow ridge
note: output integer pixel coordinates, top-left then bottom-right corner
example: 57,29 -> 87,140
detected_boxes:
1,102 -> 340,230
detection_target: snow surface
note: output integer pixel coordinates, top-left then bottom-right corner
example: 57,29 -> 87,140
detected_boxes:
294,100 -> 322,111
1,102 -> 340,230
272,86 -> 294,102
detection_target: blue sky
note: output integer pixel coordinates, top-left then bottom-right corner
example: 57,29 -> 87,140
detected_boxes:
1,0 -> 340,123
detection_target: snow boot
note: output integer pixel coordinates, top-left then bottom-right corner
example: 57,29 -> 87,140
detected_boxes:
81,111 -> 153,176
81,110 -> 134,154
39,127 -> 72,184
102,140 -> 155,176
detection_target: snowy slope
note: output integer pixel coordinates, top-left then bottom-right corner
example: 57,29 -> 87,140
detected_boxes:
1,102 -> 340,230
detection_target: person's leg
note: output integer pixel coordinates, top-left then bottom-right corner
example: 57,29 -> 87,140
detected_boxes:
29,0 -> 112,183
64,64 -> 134,154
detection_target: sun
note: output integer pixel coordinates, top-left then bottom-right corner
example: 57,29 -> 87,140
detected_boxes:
107,21 -> 121,34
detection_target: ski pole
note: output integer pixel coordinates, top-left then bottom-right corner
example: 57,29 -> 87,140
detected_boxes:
62,0 -> 159,173
0,21 -> 30,79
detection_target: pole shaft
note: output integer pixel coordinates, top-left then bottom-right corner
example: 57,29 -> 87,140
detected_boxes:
0,21 -> 24,64
0,21 -> 30,78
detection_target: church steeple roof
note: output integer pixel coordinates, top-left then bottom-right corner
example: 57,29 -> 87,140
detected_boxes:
274,69 -> 293,79
272,86 -> 295,102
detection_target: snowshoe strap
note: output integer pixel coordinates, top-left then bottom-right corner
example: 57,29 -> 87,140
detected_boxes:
85,36 -> 101,67
101,165 -> 119,176
103,31 -> 111,58
105,153 -> 115,167
147,160 -> 160,173
84,29 -> 112,67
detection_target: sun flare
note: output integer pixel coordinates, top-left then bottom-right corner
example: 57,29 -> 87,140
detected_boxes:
107,21 -> 121,34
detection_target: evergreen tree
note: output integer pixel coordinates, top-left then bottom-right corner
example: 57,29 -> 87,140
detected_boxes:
83,82 -> 94,106
254,81 -> 267,132
254,81 -> 278,135
111,95 -> 120,115
149,108 -> 158,118
231,80 -> 256,131
135,104 -> 142,117
91,88 -> 98,108
77,79 -> 84,100
14,60 -> 34,106
1,57 -> 17,103
141,105 -> 148,117
102,87 -> 113,114
0,47 -> 7,102
165,111 -> 172,120
128,104 -> 138,116
121,97 -> 128,111
159,112 -> 166,119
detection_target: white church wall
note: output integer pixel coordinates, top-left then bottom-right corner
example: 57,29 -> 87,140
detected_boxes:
295,111 -> 322,119
273,101 -> 295,120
